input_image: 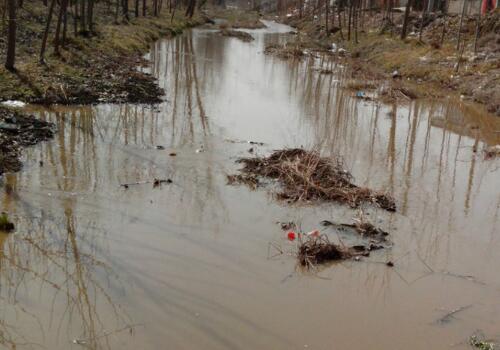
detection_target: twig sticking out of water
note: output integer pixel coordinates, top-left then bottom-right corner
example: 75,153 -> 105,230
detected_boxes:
436,304 -> 473,325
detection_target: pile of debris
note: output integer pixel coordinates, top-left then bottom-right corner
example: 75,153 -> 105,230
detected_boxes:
289,213 -> 392,269
228,148 -> 396,211
219,29 -> 255,42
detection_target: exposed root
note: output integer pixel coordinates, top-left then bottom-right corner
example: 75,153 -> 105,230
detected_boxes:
231,148 -> 396,211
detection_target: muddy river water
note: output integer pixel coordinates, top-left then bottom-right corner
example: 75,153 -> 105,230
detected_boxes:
1,21 -> 500,349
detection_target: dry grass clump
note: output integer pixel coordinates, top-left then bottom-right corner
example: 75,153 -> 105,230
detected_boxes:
345,80 -> 378,91
227,174 -> 259,189
231,20 -> 267,29
264,43 -> 305,59
232,149 -> 396,211
298,235 -> 351,267
219,29 -> 255,42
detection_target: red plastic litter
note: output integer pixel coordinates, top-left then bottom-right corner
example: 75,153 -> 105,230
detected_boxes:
287,232 -> 296,241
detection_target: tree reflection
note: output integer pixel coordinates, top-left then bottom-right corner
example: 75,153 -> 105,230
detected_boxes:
0,202 -> 131,349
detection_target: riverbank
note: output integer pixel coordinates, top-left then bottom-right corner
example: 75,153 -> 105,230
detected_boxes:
271,9 -> 500,116
0,106 -> 54,176
0,3 -> 208,105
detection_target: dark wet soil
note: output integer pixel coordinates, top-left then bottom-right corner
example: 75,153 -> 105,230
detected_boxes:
0,107 -> 54,175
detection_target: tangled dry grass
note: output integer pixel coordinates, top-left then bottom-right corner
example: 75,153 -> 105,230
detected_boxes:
298,235 -> 351,267
229,149 -> 396,211
219,29 -> 255,42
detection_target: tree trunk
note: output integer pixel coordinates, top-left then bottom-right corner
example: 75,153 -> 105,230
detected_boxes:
87,0 -> 93,32
135,0 -> 139,16
401,0 -> 411,39
62,2 -> 67,45
80,0 -> 86,33
115,0 -> 119,22
170,0 -> 176,21
473,0 -> 482,53
142,0 -> 146,16
456,0 -> 467,50
347,0 -> 352,41
185,0 -> 195,17
354,0 -> 358,43
54,0 -> 67,56
40,0 -> 57,63
123,0 -> 129,20
337,3 -> 344,40
5,0 -> 16,70
325,0 -> 329,34
73,0 -> 78,36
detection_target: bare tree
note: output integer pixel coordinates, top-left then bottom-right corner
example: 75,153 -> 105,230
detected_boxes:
87,0 -> 94,32
40,0 -> 57,63
401,0 -> 412,39
185,0 -> 195,17
473,0 -> 482,53
54,0 -> 68,55
4,0 -> 16,70
456,0 -> 467,50
80,0 -> 86,32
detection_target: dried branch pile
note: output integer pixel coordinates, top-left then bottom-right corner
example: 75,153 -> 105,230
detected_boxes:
298,235 -> 351,267
219,29 -> 255,42
229,149 -> 396,211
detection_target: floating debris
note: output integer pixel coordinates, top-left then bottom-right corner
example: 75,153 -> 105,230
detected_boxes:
470,335 -> 497,350
153,178 -> 172,188
0,212 -> 15,232
298,234 -> 356,268
484,145 -> 500,160
276,221 -> 296,231
219,29 -> 255,42
230,149 -> 396,211
436,304 -> 472,325
227,174 -> 259,190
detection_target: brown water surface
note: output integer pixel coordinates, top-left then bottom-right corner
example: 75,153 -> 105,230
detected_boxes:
1,21 -> 500,349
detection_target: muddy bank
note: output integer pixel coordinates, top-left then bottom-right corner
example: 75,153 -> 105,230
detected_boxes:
0,107 -> 54,175
270,10 -> 500,116
0,2 -> 209,105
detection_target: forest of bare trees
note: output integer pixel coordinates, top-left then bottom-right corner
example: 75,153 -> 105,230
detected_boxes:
1,0 -> 201,70
273,0 -> 493,54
